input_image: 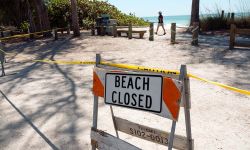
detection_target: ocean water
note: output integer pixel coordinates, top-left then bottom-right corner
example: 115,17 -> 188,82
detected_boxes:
142,12 -> 250,27
143,15 -> 191,27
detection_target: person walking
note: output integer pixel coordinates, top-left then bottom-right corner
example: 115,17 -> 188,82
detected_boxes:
155,11 -> 166,35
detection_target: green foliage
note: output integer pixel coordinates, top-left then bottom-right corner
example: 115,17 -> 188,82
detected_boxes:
47,0 -> 148,28
47,0 -> 70,28
82,17 -> 94,29
200,12 -> 250,31
20,21 -> 30,32
234,15 -> 250,28
200,1 -> 250,31
200,13 -> 228,31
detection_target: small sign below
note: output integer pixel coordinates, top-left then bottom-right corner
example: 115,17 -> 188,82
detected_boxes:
105,73 -> 163,113
114,116 -> 188,150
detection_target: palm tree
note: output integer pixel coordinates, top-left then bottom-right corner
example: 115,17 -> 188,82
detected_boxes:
190,0 -> 200,26
70,0 -> 80,36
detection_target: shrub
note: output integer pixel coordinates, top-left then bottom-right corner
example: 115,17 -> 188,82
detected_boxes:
47,0 -> 149,29
20,21 -> 30,33
200,12 -> 250,31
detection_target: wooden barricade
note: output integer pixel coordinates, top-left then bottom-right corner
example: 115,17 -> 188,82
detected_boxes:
90,54 -> 194,150
229,24 -> 250,49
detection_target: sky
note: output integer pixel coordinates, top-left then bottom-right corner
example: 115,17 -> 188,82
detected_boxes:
107,0 -> 250,17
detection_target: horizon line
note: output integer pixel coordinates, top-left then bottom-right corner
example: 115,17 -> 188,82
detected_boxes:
139,11 -> 250,18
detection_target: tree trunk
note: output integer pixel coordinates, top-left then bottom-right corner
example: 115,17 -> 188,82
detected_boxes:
29,0 -> 50,31
190,0 -> 200,26
26,0 -> 36,32
70,0 -> 80,36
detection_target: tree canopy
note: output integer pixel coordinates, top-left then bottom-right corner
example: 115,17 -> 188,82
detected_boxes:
0,0 -> 148,32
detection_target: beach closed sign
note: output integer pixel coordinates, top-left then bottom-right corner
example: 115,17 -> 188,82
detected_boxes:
105,73 -> 163,113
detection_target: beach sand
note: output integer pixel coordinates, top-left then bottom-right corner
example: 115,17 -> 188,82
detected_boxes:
0,28 -> 250,150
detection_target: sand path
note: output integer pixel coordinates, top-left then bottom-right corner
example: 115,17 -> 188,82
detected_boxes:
0,29 -> 250,150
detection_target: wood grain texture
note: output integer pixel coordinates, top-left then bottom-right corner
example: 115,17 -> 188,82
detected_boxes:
114,117 -> 188,150
91,128 -> 141,150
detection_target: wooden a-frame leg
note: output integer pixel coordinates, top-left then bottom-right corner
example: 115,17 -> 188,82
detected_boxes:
168,120 -> 177,150
181,65 -> 193,150
110,106 -> 119,138
91,54 -> 101,150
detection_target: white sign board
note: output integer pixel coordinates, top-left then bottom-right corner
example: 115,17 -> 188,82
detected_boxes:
105,73 -> 163,113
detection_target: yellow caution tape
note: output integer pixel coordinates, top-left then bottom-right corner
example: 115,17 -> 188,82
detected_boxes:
188,74 -> 250,96
0,29 -> 51,40
101,62 -> 180,75
0,27 -> 67,41
0,33 -> 30,40
34,59 -> 250,96
103,62 -> 250,96
34,59 -> 95,65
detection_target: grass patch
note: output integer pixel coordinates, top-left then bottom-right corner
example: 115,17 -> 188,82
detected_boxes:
200,11 -> 250,31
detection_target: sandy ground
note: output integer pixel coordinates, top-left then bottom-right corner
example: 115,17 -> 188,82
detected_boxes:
0,27 -> 250,150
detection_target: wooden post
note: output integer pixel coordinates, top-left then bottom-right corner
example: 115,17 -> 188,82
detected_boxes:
128,23 -> 132,39
54,28 -> 58,40
191,22 -> 199,46
28,29 -> 34,39
230,13 -> 235,24
113,23 -> 117,37
1,31 -> 4,37
91,54 -> 101,150
100,25 -> 105,36
221,10 -> 224,18
227,12 -> 230,19
42,30 -> 47,38
149,22 -> 154,41
29,33 -> 34,39
110,106 -> 119,138
91,24 -> 95,36
170,23 -> 176,44
227,12 -> 230,25
0,42 -> 5,77
229,24 -> 236,49
180,65 -> 193,150
168,120 -> 177,150
67,24 -> 70,35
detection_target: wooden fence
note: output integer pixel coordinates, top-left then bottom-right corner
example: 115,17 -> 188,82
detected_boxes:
229,24 -> 250,49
